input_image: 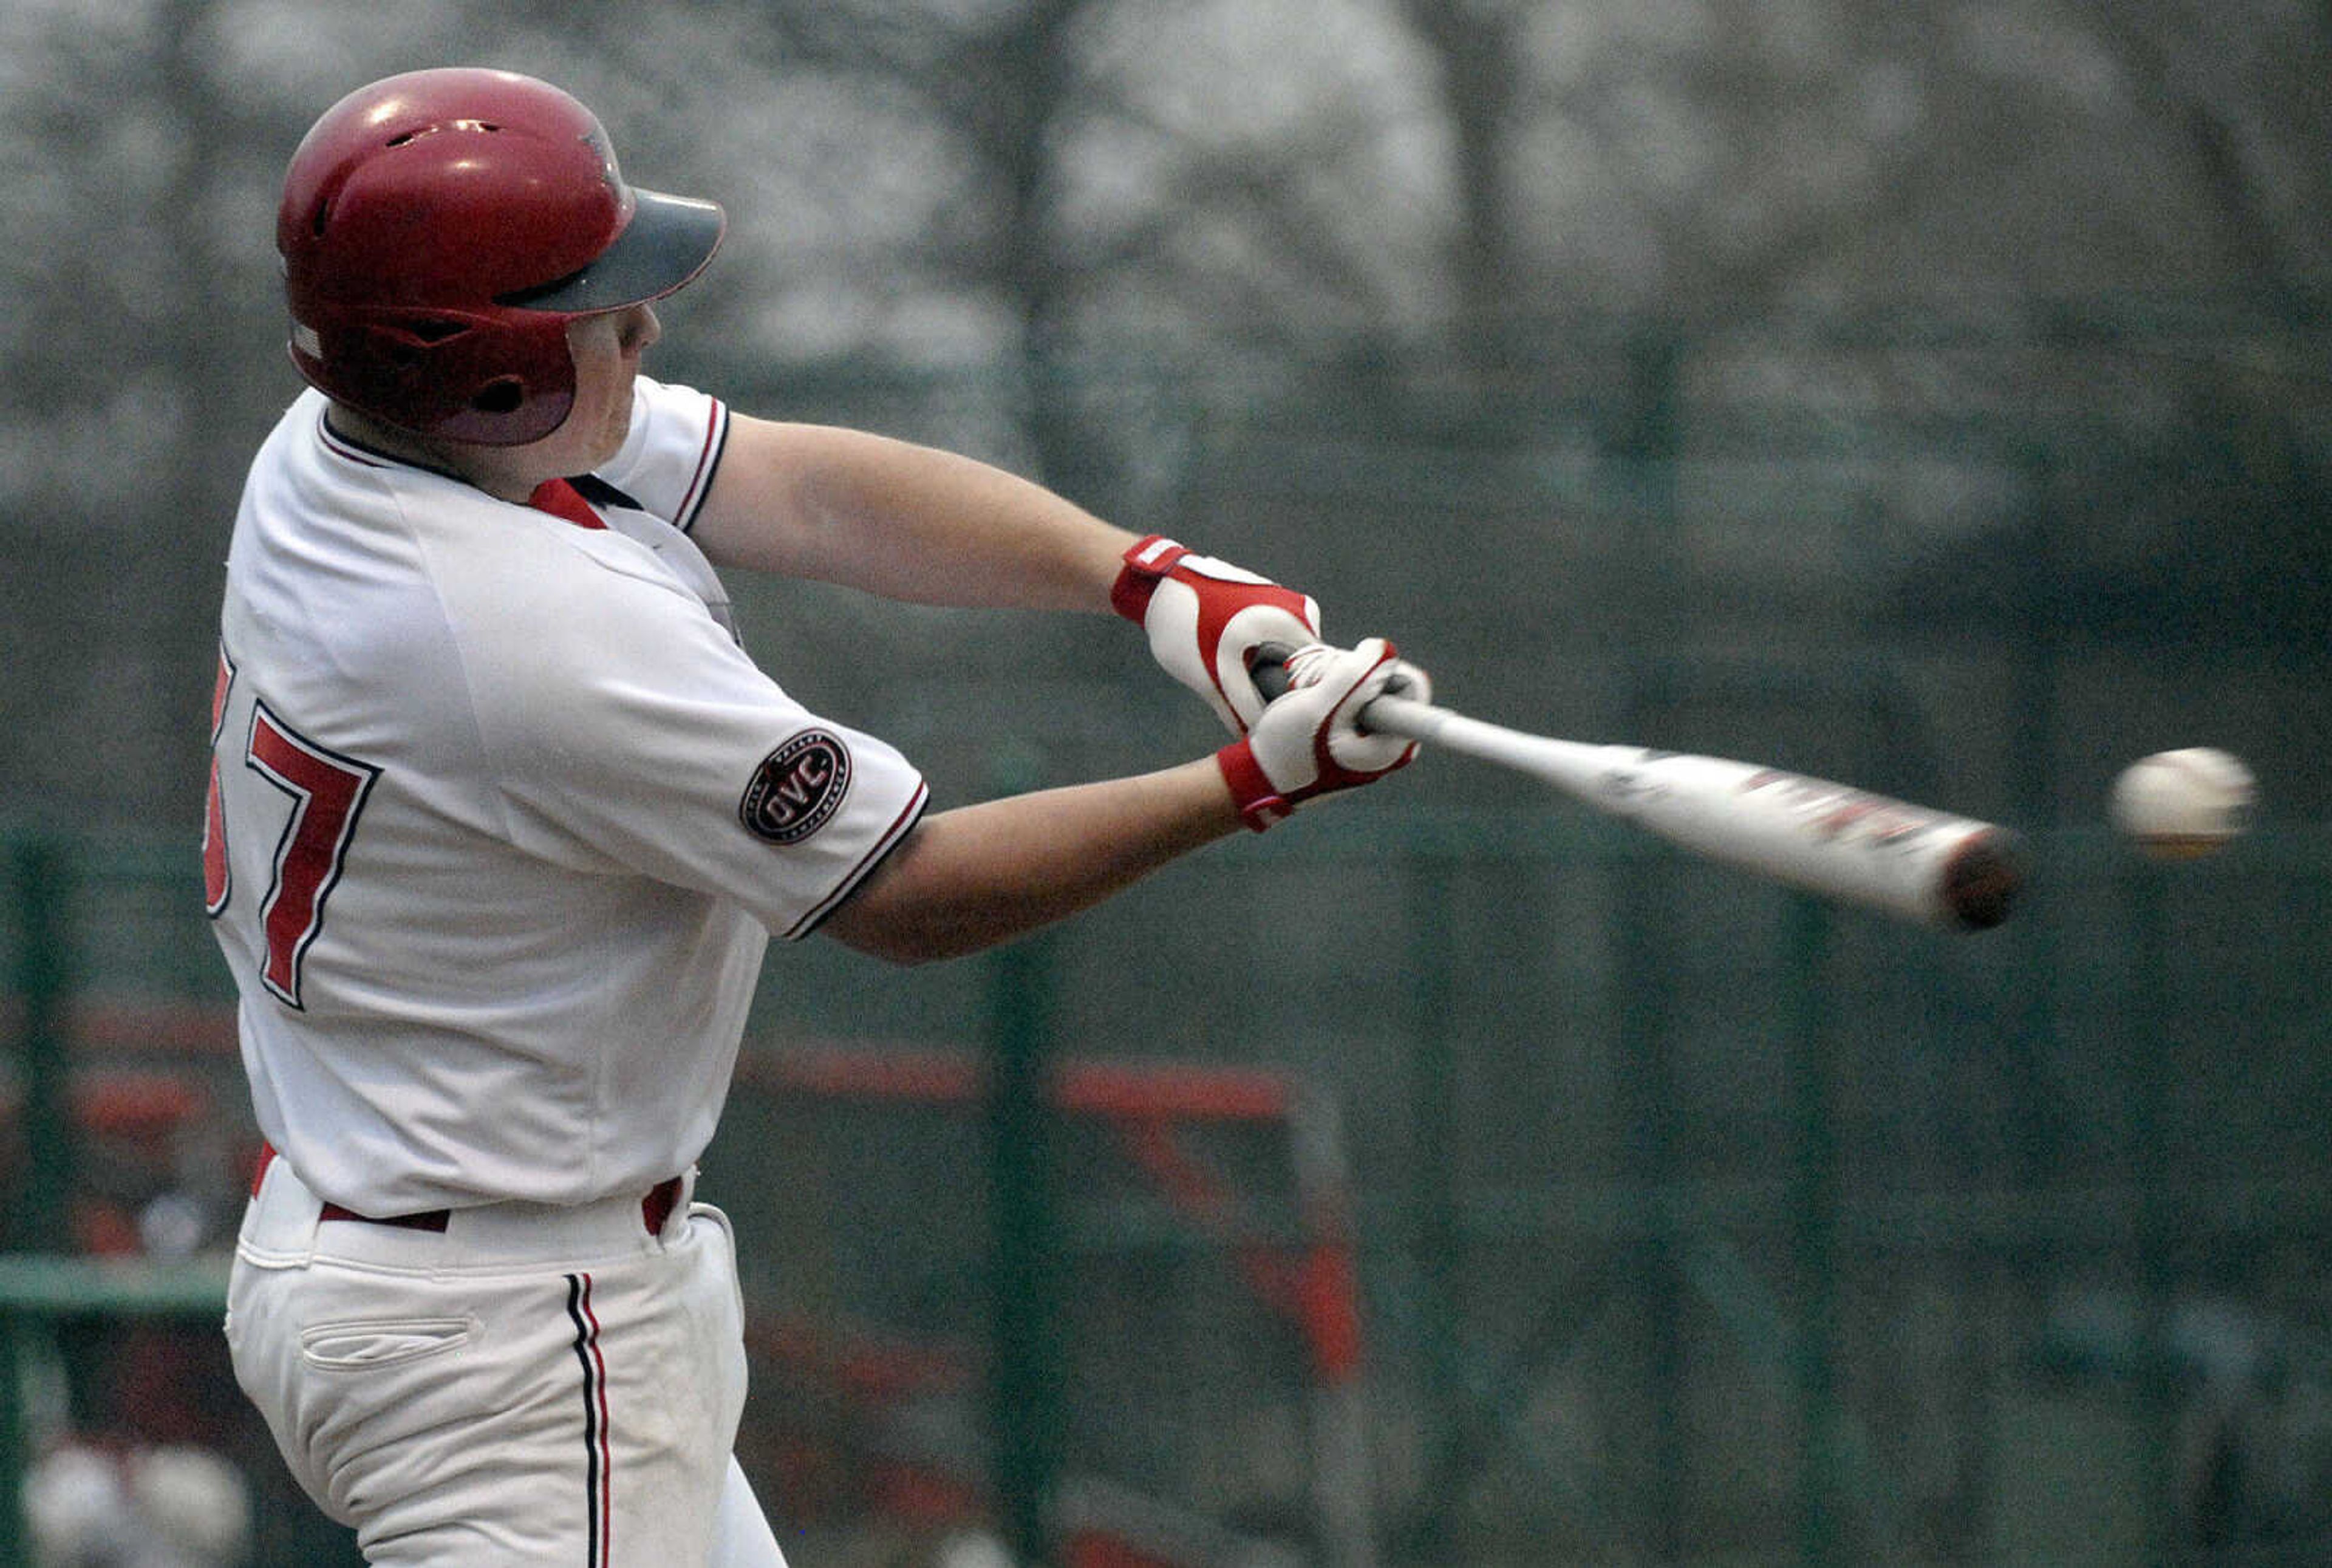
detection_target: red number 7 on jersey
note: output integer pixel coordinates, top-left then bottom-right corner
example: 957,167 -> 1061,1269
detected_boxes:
204,649 -> 380,1008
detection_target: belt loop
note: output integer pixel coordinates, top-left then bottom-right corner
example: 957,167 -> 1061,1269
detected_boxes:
238,1144 -> 322,1266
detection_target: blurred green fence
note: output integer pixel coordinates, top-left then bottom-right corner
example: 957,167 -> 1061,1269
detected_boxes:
4,811 -> 2329,1567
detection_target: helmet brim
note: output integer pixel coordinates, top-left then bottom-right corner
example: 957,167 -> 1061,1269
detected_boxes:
497,187 -> 727,313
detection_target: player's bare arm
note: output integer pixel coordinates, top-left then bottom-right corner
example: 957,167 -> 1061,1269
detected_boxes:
692,415 -> 1137,608
820,759 -> 1242,964
693,417 -> 1332,731
822,639 -> 1428,964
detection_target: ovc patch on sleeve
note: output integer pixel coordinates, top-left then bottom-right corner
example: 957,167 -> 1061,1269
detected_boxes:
740,730 -> 852,846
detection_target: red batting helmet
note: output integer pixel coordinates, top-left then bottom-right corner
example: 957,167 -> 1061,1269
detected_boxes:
278,67 -> 726,445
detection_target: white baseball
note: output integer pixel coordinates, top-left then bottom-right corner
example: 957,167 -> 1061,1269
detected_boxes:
2109,748 -> 2256,859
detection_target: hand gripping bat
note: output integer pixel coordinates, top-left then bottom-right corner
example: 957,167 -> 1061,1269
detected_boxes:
1256,649 -> 2022,932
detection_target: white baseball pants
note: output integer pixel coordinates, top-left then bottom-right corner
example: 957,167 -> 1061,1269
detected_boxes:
227,1155 -> 789,1567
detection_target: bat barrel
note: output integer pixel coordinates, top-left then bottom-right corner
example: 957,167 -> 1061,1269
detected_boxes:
1253,647 -> 2024,932
1608,755 -> 2025,931
1388,706 -> 2027,932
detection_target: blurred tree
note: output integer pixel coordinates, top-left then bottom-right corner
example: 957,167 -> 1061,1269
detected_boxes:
2073,0 -> 2332,290
1881,2 -> 2332,793
1,0 -> 2326,827
1397,0 -> 1529,353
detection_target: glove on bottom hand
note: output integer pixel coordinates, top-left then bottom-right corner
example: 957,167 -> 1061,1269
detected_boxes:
1216,639 -> 1431,831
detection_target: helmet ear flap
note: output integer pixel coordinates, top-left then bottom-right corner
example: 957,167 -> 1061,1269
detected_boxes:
304,311 -> 574,446
424,313 -> 577,445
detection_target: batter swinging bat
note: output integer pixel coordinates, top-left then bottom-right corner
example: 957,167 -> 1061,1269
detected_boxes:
1258,650 -> 2022,931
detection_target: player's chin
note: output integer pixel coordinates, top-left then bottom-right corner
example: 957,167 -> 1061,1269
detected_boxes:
576,390 -> 632,469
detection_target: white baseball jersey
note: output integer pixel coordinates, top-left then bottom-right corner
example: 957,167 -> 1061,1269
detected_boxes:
205,377 -> 927,1216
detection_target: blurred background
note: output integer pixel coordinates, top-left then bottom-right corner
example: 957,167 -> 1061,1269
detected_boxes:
1,1 -> 2327,1563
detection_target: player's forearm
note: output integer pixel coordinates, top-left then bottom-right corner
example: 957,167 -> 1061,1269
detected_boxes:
818,758 -> 1243,964
694,415 -> 1137,610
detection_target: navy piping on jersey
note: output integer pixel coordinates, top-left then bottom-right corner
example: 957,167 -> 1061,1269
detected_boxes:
672,401 -> 728,533
317,412 -> 471,485
570,474 -> 646,513
781,779 -> 930,941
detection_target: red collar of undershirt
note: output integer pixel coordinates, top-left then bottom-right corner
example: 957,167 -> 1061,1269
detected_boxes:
528,477 -> 605,530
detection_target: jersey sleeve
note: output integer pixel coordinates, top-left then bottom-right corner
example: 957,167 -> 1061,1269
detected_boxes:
465,536 -> 927,941
598,376 -> 729,532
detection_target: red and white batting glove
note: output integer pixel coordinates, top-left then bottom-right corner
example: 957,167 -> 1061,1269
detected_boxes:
1111,535 -> 1323,734
1216,639 -> 1431,831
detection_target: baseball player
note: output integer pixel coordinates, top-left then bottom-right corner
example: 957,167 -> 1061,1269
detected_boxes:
206,67 -> 1426,1567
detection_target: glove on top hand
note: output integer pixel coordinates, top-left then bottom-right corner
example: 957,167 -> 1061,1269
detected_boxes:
1216,639 -> 1431,831
1111,535 -> 1321,734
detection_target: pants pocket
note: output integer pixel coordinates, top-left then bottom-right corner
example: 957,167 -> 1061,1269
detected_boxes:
687,1202 -> 745,1326
298,1317 -> 476,1371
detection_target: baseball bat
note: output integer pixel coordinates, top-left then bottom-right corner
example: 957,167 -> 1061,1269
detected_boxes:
1255,649 -> 2022,932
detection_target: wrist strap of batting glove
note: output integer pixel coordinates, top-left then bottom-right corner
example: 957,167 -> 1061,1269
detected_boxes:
1108,534 -> 1191,621
1215,737 -> 1293,832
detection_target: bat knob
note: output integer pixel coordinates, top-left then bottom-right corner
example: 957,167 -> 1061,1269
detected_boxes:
1940,831 -> 2024,930
1248,642 -> 1298,702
